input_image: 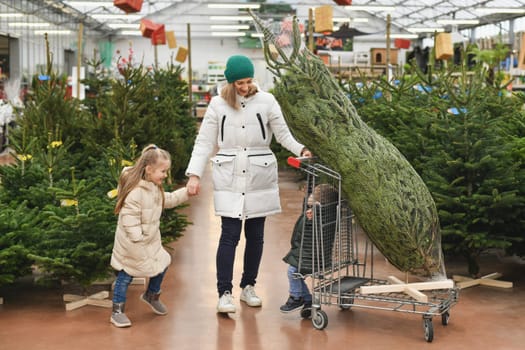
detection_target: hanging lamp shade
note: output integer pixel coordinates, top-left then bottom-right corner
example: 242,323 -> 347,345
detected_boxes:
333,0 -> 352,5
166,31 -> 177,49
176,47 -> 188,63
314,5 -> 333,33
113,0 -> 143,14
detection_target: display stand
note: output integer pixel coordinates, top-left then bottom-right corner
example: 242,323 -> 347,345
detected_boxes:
63,291 -> 112,311
452,272 -> 513,289
359,278 -> 454,301
63,277 -> 145,311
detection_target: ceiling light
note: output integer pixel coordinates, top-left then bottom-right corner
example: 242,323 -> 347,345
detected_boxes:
208,3 -> 260,9
390,34 -> 418,39
91,14 -> 142,20
345,5 -> 395,12
474,8 -> 525,14
35,30 -> 72,35
210,24 -> 250,30
211,32 -> 246,37
0,13 -> 23,18
437,19 -> 480,25
8,22 -> 50,27
333,17 -> 369,23
210,16 -> 252,21
407,27 -> 445,33
251,33 -> 264,38
107,23 -> 139,29
120,30 -> 142,36
64,1 -> 113,6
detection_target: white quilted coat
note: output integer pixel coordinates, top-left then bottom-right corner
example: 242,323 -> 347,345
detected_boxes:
186,91 -> 304,219
110,181 -> 189,277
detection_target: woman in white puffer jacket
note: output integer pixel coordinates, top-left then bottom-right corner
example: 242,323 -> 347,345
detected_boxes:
186,55 -> 311,314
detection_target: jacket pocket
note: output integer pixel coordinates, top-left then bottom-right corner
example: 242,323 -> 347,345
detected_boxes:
211,154 -> 235,190
247,153 -> 277,191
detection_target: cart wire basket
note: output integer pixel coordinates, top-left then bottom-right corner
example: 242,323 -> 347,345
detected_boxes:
287,156 -> 459,342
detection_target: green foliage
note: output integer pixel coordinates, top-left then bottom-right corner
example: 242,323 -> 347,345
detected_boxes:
0,58 -> 194,290
344,57 -> 525,275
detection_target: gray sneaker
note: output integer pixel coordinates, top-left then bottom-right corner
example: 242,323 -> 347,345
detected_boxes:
140,291 -> 168,315
110,302 -> 132,328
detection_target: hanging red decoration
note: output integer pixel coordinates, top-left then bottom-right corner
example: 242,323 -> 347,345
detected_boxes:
113,0 -> 143,14
394,38 -> 411,49
151,25 -> 166,46
140,19 -> 161,38
333,0 -> 352,5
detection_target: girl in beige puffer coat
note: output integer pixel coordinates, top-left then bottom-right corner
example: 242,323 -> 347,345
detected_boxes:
110,144 -> 189,328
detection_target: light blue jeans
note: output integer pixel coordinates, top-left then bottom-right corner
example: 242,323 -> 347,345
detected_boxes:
287,265 -> 312,302
112,269 -> 167,303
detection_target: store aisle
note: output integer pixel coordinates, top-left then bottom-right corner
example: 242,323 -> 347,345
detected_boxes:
0,165 -> 524,350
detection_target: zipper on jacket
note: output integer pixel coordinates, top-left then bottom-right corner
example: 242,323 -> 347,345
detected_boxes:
221,115 -> 226,141
256,113 -> 266,140
248,153 -> 273,157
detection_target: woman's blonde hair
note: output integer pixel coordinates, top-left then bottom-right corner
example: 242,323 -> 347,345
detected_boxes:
220,82 -> 258,110
114,144 -> 171,214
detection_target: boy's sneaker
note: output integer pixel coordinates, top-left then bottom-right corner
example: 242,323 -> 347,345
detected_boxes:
240,285 -> 262,307
140,291 -> 168,315
217,291 -> 236,313
279,296 -> 304,313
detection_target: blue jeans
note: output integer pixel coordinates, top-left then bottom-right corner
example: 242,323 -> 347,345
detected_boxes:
112,269 -> 167,303
287,265 -> 312,302
216,216 -> 265,296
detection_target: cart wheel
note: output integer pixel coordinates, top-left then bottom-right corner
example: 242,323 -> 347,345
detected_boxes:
339,297 -> 354,310
300,307 -> 312,319
312,310 -> 328,330
423,318 -> 434,342
441,311 -> 450,326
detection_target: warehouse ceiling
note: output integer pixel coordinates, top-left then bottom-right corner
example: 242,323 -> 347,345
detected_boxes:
1,0 -> 525,38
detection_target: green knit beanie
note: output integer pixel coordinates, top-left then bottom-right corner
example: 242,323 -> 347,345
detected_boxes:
224,55 -> 254,83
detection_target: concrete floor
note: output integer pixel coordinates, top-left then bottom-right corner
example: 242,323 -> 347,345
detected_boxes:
1,163 -> 524,350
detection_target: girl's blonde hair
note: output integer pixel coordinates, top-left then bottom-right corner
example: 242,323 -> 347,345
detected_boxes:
220,82 -> 258,110
114,144 -> 171,214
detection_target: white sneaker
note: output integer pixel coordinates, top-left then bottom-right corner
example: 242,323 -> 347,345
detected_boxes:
217,291 -> 236,313
240,285 -> 262,307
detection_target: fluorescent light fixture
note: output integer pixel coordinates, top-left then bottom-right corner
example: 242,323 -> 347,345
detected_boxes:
64,1 -> 113,6
211,32 -> 246,37
333,17 -> 369,23
474,7 -> 525,14
208,3 -> 260,9
390,34 -> 418,39
120,30 -> 142,36
107,23 -> 139,29
0,13 -> 23,18
92,14 -> 142,20
251,33 -> 264,38
209,16 -> 252,21
345,5 -> 395,12
407,27 -> 445,33
35,30 -> 72,35
210,24 -> 250,30
437,19 -> 480,25
8,22 -> 50,27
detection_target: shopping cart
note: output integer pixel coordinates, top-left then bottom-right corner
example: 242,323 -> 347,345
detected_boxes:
287,157 -> 459,342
